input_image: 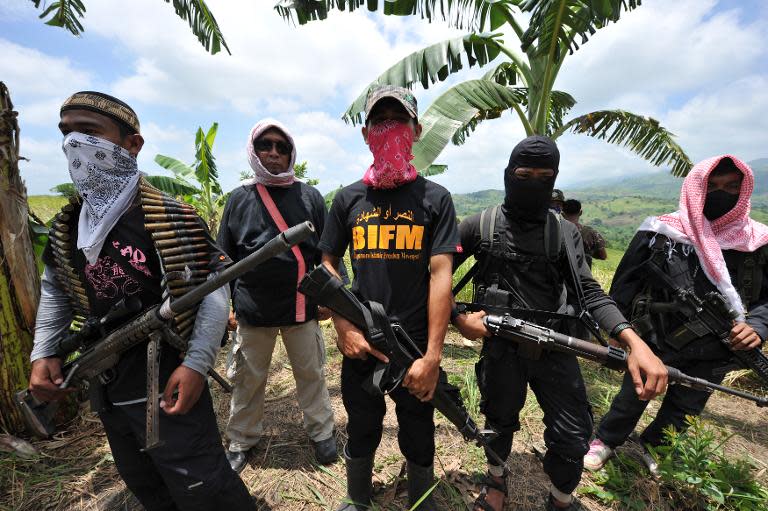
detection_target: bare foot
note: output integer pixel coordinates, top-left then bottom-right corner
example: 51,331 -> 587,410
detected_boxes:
474,475 -> 505,511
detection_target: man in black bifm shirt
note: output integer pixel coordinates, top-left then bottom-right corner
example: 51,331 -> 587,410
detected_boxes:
585,156 -> 768,475
218,118 -> 336,472
27,91 -> 253,510
319,85 -> 459,511
452,136 -> 667,511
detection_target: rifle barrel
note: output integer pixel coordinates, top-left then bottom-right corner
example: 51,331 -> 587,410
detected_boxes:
166,221 -> 314,317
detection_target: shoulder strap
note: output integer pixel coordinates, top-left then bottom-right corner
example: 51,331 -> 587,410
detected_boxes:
452,206 -> 500,297
556,212 -> 606,344
256,183 -> 307,323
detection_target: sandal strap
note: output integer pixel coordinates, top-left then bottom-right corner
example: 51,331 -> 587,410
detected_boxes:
483,474 -> 508,495
473,494 -> 497,511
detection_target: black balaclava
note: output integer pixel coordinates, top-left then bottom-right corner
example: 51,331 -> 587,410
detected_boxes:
503,135 -> 560,222
703,158 -> 741,221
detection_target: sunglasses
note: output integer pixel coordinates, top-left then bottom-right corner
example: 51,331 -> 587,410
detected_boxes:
253,139 -> 292,156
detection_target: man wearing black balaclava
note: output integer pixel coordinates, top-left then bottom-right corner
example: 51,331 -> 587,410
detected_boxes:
451,136 -> 667,511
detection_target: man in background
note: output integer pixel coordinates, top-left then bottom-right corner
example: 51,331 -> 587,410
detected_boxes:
562,199 -> 607,268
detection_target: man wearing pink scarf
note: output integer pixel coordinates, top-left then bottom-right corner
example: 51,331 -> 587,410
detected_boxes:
585,155 -> 768,474
319,86 -> 459,511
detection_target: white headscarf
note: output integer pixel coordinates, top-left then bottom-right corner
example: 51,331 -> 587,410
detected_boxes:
63,132 -> 141,264
242,118 -> 296,187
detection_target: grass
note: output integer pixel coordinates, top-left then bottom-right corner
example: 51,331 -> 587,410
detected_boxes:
3,219 -> 767,510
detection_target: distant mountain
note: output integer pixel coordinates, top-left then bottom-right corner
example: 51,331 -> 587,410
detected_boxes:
452,158 -> 768,249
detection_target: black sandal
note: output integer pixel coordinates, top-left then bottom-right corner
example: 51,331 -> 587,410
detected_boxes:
473,473 -> 508,511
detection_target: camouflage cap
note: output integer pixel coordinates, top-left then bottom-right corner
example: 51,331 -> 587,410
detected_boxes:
551,189 -> 565,202
364,85 -> 418,121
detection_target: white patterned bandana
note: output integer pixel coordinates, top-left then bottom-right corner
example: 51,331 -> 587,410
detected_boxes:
62,132 -> 141,264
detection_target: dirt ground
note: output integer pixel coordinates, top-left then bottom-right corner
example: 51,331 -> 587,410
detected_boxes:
1,323 -> 767,511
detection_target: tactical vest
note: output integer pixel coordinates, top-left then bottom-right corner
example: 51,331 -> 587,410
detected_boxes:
631,233 -> 768,351
470,206 -> 597,356
47,178 -> 218,342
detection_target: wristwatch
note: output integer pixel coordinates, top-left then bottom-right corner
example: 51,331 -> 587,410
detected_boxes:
610,322 -> 634,338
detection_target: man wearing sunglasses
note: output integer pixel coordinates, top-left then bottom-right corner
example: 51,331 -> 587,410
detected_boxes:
217,119 -> 337,473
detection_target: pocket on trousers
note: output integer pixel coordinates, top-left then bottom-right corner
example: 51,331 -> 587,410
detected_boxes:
227,335 -> 244,381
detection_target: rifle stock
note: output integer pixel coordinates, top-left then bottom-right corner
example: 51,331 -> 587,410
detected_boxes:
484,314 -> 768,407
18,222 -> 315,442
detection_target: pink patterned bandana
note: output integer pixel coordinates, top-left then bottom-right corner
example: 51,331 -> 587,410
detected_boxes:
363,120 -> 418,189
639,155 -> 768,318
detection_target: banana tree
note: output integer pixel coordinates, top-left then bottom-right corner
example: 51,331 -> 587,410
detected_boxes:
275,0 -> 693,176
0,83 -> 38,434
154,123 -> 226,236
29,0 -> 229,55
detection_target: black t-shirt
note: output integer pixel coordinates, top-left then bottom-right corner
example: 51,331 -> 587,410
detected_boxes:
217,182 -> 327,327
43,200 -> 226,403
319,177 -> 459,343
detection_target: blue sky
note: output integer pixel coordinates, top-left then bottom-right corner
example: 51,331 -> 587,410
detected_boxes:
2,0 -> 767,196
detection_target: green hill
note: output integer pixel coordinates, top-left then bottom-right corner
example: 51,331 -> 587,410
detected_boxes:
452,158 -> 768,250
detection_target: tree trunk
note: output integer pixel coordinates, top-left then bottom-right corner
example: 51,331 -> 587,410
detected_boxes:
0,82 -> 39,434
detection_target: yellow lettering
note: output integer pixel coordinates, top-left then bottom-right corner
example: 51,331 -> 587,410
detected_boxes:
378,224 -> 395,249
396,225 -> 424,250
352,226 -> 365,250
367,225 -> 378,250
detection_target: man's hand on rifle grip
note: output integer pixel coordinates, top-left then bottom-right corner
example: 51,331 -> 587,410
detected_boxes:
729,322 -> 762,351
454,310 -> 490,340
403,356 -> 439,402
332,315 -> 389,363
29,358 -> 77,401
161,365 -> 205,415
617,329 -> 668,401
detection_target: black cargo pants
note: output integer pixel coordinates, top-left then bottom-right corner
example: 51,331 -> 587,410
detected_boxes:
477,337 -> 593,494
99,386 -> 254,511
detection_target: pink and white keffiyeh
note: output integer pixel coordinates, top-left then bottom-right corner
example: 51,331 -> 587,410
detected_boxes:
242,118 -> 296,188
363,120 -> 418,189
638,155 -> 768,318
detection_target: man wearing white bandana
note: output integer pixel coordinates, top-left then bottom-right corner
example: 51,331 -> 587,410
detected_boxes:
218,119 -> 337,473
27,91 -> 254,510
319,86 -> 460,511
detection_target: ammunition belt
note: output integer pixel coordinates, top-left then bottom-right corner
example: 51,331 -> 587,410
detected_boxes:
49,179 -> 214,343
49,196 -> 89,332
139,178 -> 210,342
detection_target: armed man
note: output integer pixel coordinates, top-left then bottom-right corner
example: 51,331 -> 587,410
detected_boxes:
318,85 -> 459,511
452,135 -> 667,511
26,92 -> 253,510
585,155 -> 768,475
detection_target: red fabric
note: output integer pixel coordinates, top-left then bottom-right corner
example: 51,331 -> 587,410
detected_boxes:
256,183 -> 306,322
362,120 -> 418,189
658,154 -> 768,293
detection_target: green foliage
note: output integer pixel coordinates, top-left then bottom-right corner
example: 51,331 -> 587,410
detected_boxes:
276,0 -> 693,176
154,122 -> 227,236
293,161 -> 320,186
342,33 -> 507,125
654,417 -> 768,510
584,417 -> 768,511
31,0 -> 85,34
555,110 -> 693,177
29,0 -> 229,55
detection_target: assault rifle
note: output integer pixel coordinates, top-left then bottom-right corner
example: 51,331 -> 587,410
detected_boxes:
298,265 -> 513,471
16,222 -> 315,449
483,313 -> 768,407
641,260 -> 768,386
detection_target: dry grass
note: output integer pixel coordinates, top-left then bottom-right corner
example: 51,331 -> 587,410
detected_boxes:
2,323 -> 766,510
